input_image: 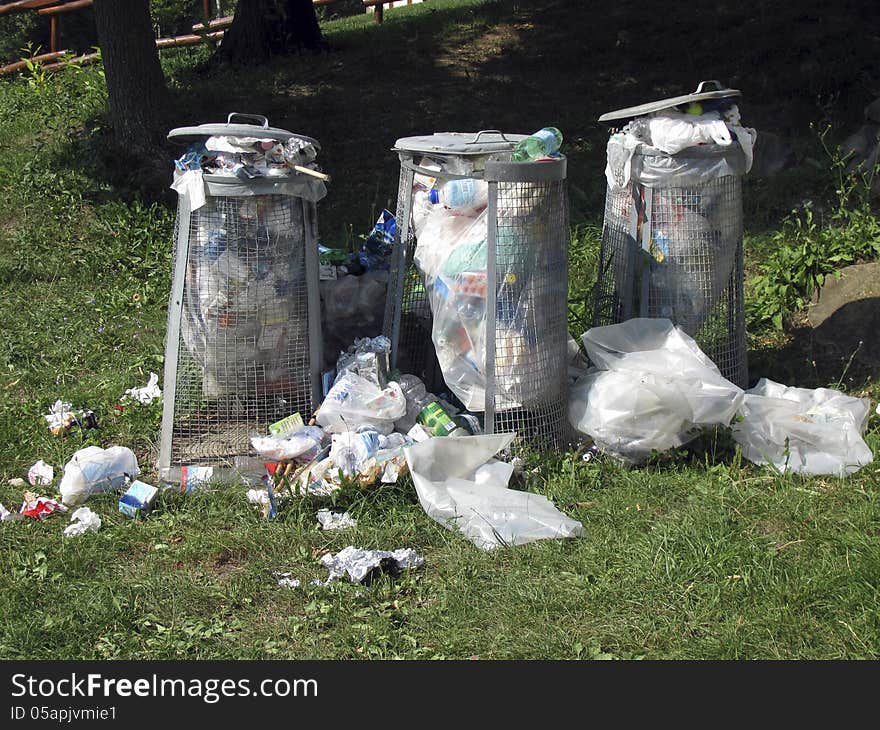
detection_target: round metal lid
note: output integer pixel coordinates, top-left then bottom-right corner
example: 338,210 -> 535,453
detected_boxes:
598,80 -> 742,122
393,130 -> 527,155
168,112 -> 320,149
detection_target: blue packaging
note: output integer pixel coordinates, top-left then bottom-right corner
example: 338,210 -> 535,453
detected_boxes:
119,479 -> 159,518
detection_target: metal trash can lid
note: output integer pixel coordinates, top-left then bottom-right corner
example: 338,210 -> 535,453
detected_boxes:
598,80 -> 741,122
393,130 -> 527,155
168,112 -> 320,149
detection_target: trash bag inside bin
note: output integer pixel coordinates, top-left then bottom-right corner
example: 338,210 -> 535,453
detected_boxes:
180,195 -> 308,397
413,190 -> 554,411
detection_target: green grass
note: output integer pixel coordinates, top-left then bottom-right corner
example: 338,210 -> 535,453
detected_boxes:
0,0 -> 879,660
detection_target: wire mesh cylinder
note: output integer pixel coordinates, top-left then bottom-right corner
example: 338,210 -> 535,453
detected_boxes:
159,191 -> 322,482
592,143 -> 748,388
384,150 -> 571,451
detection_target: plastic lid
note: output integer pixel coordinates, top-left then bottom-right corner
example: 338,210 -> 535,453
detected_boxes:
598,80 -> 742,122
428,188 -> 440,204
168,112 -> 320,149
393,130 -> 527,155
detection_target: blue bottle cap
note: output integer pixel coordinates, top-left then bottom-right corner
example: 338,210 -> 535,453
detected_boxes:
428,188 -> 440,204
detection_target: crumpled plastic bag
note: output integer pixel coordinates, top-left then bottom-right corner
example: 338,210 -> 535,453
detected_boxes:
59,446 -> 140,506
732,378 -> 874,476
315,372 -> 405,433
568,318 -> 743,464
121,372 -> 161,404
63,507 -> 102,538
405,433 -> 585,550
648,110 -> 732,155
250,426 -> 325,462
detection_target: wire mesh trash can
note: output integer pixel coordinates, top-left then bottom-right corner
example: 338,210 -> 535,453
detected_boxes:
383,131 -> 571,450
592,82 -> 753,388
159,114 -> 327,484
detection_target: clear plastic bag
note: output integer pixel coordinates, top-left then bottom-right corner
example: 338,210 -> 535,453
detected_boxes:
404,433 -> 585,550
569,318 -> 743,463
732,379 -> 874,476
315,372 -> 406,433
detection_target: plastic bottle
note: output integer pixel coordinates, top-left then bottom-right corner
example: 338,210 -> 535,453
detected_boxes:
411,188 -> 436,237
511,127 -> 563,162
429,178 -> 489,214
395,374 -> 460,436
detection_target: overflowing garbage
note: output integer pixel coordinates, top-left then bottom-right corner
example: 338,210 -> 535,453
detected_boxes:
732,379 -> 874,476
246,335 -> 476,503
408,132 -> 565,411
594,82 -> 752,389
6,102 -> 879,635
161,115 -> 329,484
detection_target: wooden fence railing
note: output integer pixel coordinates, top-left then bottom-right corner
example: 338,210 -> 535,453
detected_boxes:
0,0 -> 428,76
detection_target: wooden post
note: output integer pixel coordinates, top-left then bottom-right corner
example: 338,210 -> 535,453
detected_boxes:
50,15 -> 56,52
375,3 -> 383,23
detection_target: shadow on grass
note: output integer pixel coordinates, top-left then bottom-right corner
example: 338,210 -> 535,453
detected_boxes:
748,298 -> 880,391
36,0 -> 880,240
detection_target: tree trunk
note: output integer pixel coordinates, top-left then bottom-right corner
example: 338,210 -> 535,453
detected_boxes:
93,0 -> 170,153
218,0 -> 325,65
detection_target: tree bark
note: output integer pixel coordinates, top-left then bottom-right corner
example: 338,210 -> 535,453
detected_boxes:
92,0 -> 170,152
218,0 -> 325,65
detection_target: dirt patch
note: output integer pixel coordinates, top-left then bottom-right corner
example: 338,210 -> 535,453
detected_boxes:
211,548 -> 248,576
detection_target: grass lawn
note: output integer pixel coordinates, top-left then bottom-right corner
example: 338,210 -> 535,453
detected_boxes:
0,0 -> 879,660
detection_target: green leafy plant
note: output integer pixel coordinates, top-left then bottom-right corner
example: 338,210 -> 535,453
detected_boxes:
748,124 -> 880,330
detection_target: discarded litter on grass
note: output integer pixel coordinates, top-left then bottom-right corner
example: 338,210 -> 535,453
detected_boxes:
20,492 -> 68,520
119,480 -> 159,518
274,572 -> 301,589
44,400 -> 98,437
63,507 -> 102,538
121,372 -> 161,405
27,460 -> 54,487
59,446 -> 140,506
316,509 -> 357,531
569,318 -> 743,464
405,433 -> 585,550
732,378 -> 874,476
318,546 -> 423,584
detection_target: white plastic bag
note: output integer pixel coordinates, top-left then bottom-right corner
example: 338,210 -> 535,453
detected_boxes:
648,111 -> 732,155
732,379 -> 874,476
569,318 -> 743,463
250,426 -> 325,462
405,433 -> 585,550
315,372 -> 405,433
59,446 -> 140,507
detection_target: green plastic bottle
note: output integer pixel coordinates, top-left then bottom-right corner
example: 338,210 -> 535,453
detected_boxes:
511,127 -> 563,162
